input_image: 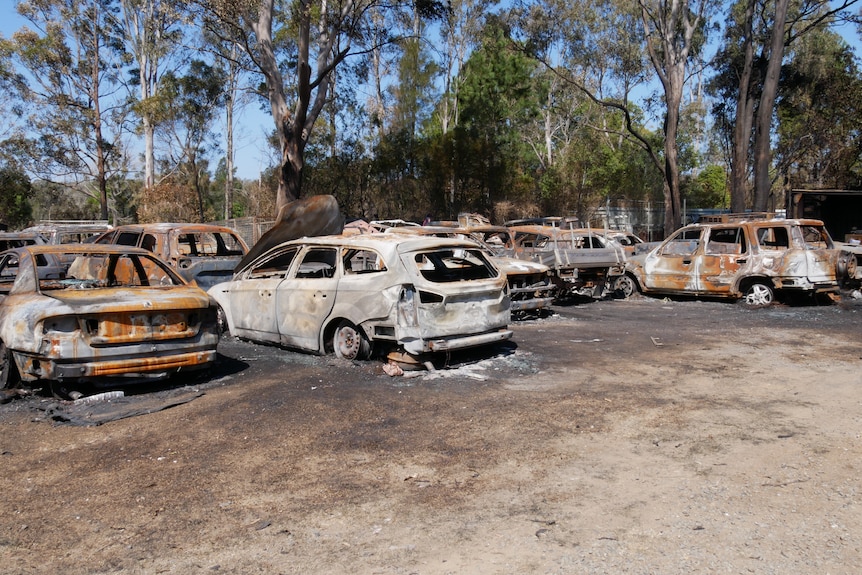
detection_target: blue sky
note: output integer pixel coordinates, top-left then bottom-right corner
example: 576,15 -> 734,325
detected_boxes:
1,1 -> 860,182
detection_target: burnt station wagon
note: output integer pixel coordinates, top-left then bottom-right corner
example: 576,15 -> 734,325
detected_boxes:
208,234 -> 513,360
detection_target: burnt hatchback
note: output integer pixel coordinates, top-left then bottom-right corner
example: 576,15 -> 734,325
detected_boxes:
208,234 -> 512,360
0,245 -> 219,391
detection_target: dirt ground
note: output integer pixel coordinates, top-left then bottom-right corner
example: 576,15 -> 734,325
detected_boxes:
2,294 -> 862,575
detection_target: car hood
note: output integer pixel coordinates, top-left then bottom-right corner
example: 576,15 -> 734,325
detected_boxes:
236,195 -> 344,271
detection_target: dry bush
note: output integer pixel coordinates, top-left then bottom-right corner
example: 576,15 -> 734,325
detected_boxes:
493,201 -> 541,224
137,182 -> 200,223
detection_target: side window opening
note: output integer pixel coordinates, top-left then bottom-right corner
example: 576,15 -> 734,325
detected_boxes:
296,248 -> 338,278
116,231 -> 141,247
801,226 -> 830,249
660,229 -> 702,256
756,227 -> 789,249
343,248 -> 386,274
249,248 -> 298,279
706,227 -> 746,255
141,234 -> 157,252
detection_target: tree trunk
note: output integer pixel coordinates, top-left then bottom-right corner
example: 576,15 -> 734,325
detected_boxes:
730,0 -> 756,213
663,88 -> 683,235
753,0 -> 790,211
225,43 -> 237,220
90,4 -> 109,221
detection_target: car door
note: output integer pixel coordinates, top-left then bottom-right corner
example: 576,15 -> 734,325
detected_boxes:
229,246 -> 300,343
643,228 -> 704,292
276,247 -> 339,352
798,224 -> 838,284
697,226 -> 749,295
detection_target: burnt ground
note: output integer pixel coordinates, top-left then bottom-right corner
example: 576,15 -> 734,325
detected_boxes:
2,293 -> 862,574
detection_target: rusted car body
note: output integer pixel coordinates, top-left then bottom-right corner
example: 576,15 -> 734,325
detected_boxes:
382,225 -> 557,316
619,217 -> 843,305
0,245 -> 219,390
24,221 -> 113,245
208,234 -> 513,360
0,231 -> 48,251
504,225 -> 627,299
93,223 -> 249,290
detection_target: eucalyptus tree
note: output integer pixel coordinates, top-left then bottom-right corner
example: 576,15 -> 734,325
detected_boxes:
202,27 -> 256,219
514,0 -> 716,235
775,26 -> 862,189
199,0 -> 446,216
710,0 -> 859,212
10,0 -> 130,220
0,166 -> 34,228
155,60 -> 227,221
119,0 -> 186,195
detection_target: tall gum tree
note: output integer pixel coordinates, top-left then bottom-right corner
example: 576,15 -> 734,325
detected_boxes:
203,0 -> 445,216
11,0 -> 129,221
119,0 -> 185,195
638,0 -> 714,235
514,0 -> 712,235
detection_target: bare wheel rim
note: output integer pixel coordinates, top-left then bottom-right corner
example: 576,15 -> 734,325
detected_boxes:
334,323 -> 364,360
616,275 -> 636,298
846,254 -> 857,278
744,283 -> 773,306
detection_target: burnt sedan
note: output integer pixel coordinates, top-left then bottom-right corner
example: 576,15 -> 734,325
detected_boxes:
0,245 -> 219,391
208,234 -> 513,360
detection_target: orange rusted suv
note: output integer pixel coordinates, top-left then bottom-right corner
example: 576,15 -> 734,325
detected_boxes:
617,217 -> 844,306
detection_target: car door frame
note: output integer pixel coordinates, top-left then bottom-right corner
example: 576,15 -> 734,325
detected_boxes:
275,246 -> 340,352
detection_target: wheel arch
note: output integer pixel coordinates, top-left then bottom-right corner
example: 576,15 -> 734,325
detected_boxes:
735,275 -> 776,296
321,316 -> 371,355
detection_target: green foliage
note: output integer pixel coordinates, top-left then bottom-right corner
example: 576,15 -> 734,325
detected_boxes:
776,28 -> 862,189
683,165 -> 728,209
0,166 -> 33,228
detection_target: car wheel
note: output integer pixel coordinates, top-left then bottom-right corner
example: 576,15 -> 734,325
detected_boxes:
742,282 -> 774,307
216,305 -> 230,337
615,274 -> 638,298
333,321 -> 371,360
0,341 -> 20,390
837,251 -> 857,286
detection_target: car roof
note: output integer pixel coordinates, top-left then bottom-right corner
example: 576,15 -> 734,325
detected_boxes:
0,231 -> 46,239
681,218 -> 826,230
107,223 -> 242,234
240,233 -> 491,273
6,244 -> 155,257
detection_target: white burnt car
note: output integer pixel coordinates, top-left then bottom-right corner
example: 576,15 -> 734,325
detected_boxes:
0,245 -> 219,391
208,234 -> 513,360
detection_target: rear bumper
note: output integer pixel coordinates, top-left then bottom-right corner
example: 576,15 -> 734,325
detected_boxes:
419,328 -> 513,353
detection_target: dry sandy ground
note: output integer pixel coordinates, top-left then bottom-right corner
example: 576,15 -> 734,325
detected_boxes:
1,296 -> 861,575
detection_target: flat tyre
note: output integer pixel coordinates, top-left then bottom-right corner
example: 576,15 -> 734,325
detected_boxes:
0,341 -> 20,390
615,274 -> 638,299
333,321 -> 371,360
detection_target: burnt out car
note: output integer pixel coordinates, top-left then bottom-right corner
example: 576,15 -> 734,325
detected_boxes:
617,217 -> 843,306
0,231 -> 48,252
24,220 -> 112,245
0,245 -> 219,391
382,225 -> 557,317
93,223 -> 248,290
506,225 -> 627,300
208,234 -> 513,360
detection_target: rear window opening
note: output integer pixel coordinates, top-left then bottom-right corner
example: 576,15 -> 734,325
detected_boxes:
413,249 -> 496,282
